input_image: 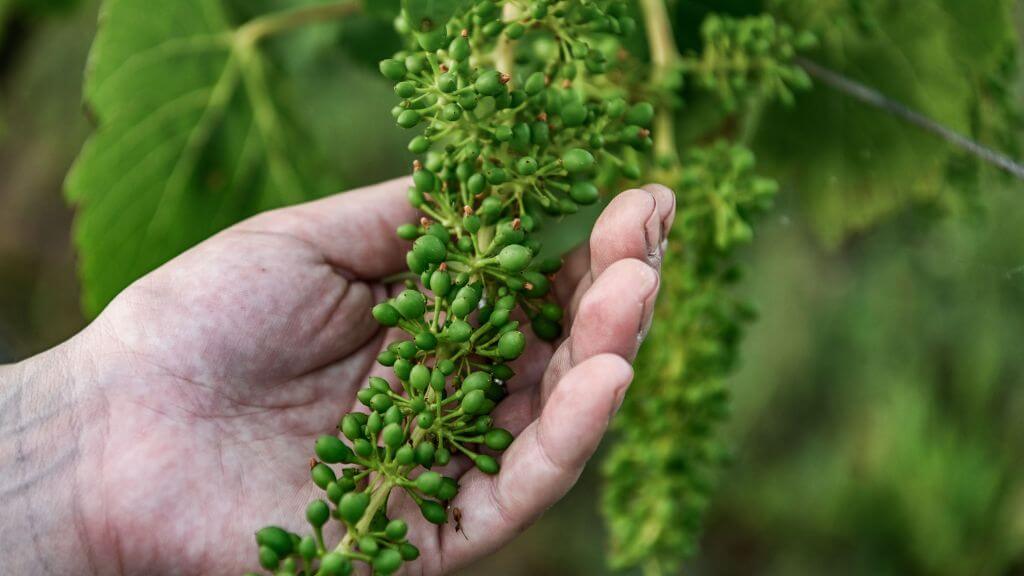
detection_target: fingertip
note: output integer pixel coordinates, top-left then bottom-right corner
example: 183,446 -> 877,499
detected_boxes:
641,182 -> 677,233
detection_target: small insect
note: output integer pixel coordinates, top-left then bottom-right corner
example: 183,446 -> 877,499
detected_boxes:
451,506 -> 468,540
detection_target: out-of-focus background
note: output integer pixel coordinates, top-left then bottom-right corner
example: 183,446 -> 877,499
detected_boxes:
2,1 -> 1024,574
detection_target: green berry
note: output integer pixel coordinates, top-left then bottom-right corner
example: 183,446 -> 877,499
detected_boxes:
306,499 -> 330,527
415,331 -> 437,350
497,244 -> 532,272
485,428 -> 514,450
397,109 -> 421,129
318,553 -> 350,576
298,535 -> 317,560
372,303 -> 401,326
475,70 -> 505,95
410,363 -> 430,391
420,500 -> 447,524
338,491 -> 370,524
394,289 -> 426,319
430,270 -> 451,296
446,319 -> 472,342
415,441 -> 435,466
315,435 -> 352,464
399,542 -> 421,561
379,58 -> 407,81
255,526 -> 293,557
437,476 -> 459,500
449,36 -> 471,61
416,471 -> 443,495
626,101 -> 655,127
259,545 -> 280,570
385,519 -> 409,541
525,71 -> 547,95
570,181 -> 600,204
461,389 -> 486,414
474,454 -> 500,474
311,463 -> 336,489
381,423 -> 405,448
497,330 -> 526,360
562,148 -> 595,173
374,549 -> 403,574
412,234 -> 446,264
359,535 -> 379,556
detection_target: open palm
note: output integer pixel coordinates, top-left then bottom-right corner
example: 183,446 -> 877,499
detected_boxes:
73,178 -> 674,575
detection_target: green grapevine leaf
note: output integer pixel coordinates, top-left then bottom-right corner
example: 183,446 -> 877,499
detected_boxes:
755,0 -> 1019,246
66,0 -> 341,315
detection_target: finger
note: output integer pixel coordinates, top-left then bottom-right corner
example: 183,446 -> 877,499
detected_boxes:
562,184 -> 675,321
235,177 -> 418,279
538,257 -> 659,404
440,354 -> 633,567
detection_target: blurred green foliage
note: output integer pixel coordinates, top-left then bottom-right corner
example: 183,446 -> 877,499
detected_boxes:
0,1 -> 1022,574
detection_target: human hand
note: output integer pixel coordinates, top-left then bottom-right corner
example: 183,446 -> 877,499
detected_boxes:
1,178 -> 674,575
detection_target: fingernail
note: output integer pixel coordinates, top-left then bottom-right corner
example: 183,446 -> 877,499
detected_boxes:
610,383 -> 629,418
643,190 -> 664,266
637,272 -> 661,342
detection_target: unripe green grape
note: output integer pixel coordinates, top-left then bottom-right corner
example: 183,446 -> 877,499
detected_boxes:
415,331 -> 437,350
353,438 -> 373,458
435,446 -> 452,466
371,393 -> 393,413
461,370 -> 491,392
407,186 -> 425,207
475,70 -> 505,95
358,535 -> 379,556
326,481 -> 344,503
562,148 -> 595,173
396,444 -> 415,465
531,121 -> 550,145
397,223 -> 419,240
541,302 -> 564,322
467,173 -> 486,195
446,319 -> 472,342
415,441 -> 435,466
482,428 -> 513,451
259,545 -> 280,570
418,412 -> 434,428
461,389 -> 486,414
570,181 -> 600,205
505,22 -> 525,39
381,423 -> 405,448
441,102 -> 462,121
451,297 -> 475,318
394,81 -> 416,98
406,250 -> 426,274
420,500 -> 447,524
412,168 -> 436,193
437,358 -> 456,375
256,526 -> 294,557
415,26 -> 447,51
490,308 -> 510,327
298,535 -> 317,560
306,499 -> 330,527
494,125 -> 513,141
395,340 -> 417,360
449,36 -> 471,61
397,109 -> 421,129
408,364 -> 429,391
315,435 -> 352,464
379,58 -> 407,81
311,463 -> 336,489
626,102 -> 655,127
338,491 -> 370,524
523,271 -> 551,297
473,454 -> 500,475
561,101 -> 587,127
318,553 -> 350,576
497,244 -> 532,272
385,519 -> 408,541
372,303 -> 401,326
341,414 -> 363,441
458,91 -> 479,110
524,71 -> 546,95
497,330 -> 526,360
400,542 -> 421,561
492,363 -> 515,381
416,471 -> 443,495
437,72 -> 457,93
429,368 -> 446,391
484,164 -> 507,185
394,289 -> 426,319
532,315 -> 563,340
374,549 -> 403,574
516,156 -> 539,175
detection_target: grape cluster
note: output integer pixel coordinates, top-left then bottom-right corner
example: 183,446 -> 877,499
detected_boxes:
248,1 -> 650,574
682,14 -> 817,108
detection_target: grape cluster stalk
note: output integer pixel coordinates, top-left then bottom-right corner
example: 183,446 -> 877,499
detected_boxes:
247,1 -> 656,574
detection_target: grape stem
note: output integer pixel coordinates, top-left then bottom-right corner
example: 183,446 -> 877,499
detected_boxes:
639,0 -> 681,173
236,0 -> 361,46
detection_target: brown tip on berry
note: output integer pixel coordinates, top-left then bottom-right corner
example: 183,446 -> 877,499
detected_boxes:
413,159 -> 423,171
463,205 -> 474,215
639,128 -> 651,138
309,458 -> 318,470
439,63 -> 449,73
523,282 -> 534,291
512,218 -> 521,231
561,78 -> 572,89
420,217 -> 432,227
499,73 -> 511,85
537,112 -> 548,122
460,28 -> 469,38
439,262 -> 448,271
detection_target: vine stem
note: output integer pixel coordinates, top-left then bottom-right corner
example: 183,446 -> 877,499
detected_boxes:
797,56 -> 1024,182
236,0 -> 361,46
639,0 -> 681,173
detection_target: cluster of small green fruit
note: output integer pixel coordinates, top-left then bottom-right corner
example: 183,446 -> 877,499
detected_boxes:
248,1 -> 651,574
